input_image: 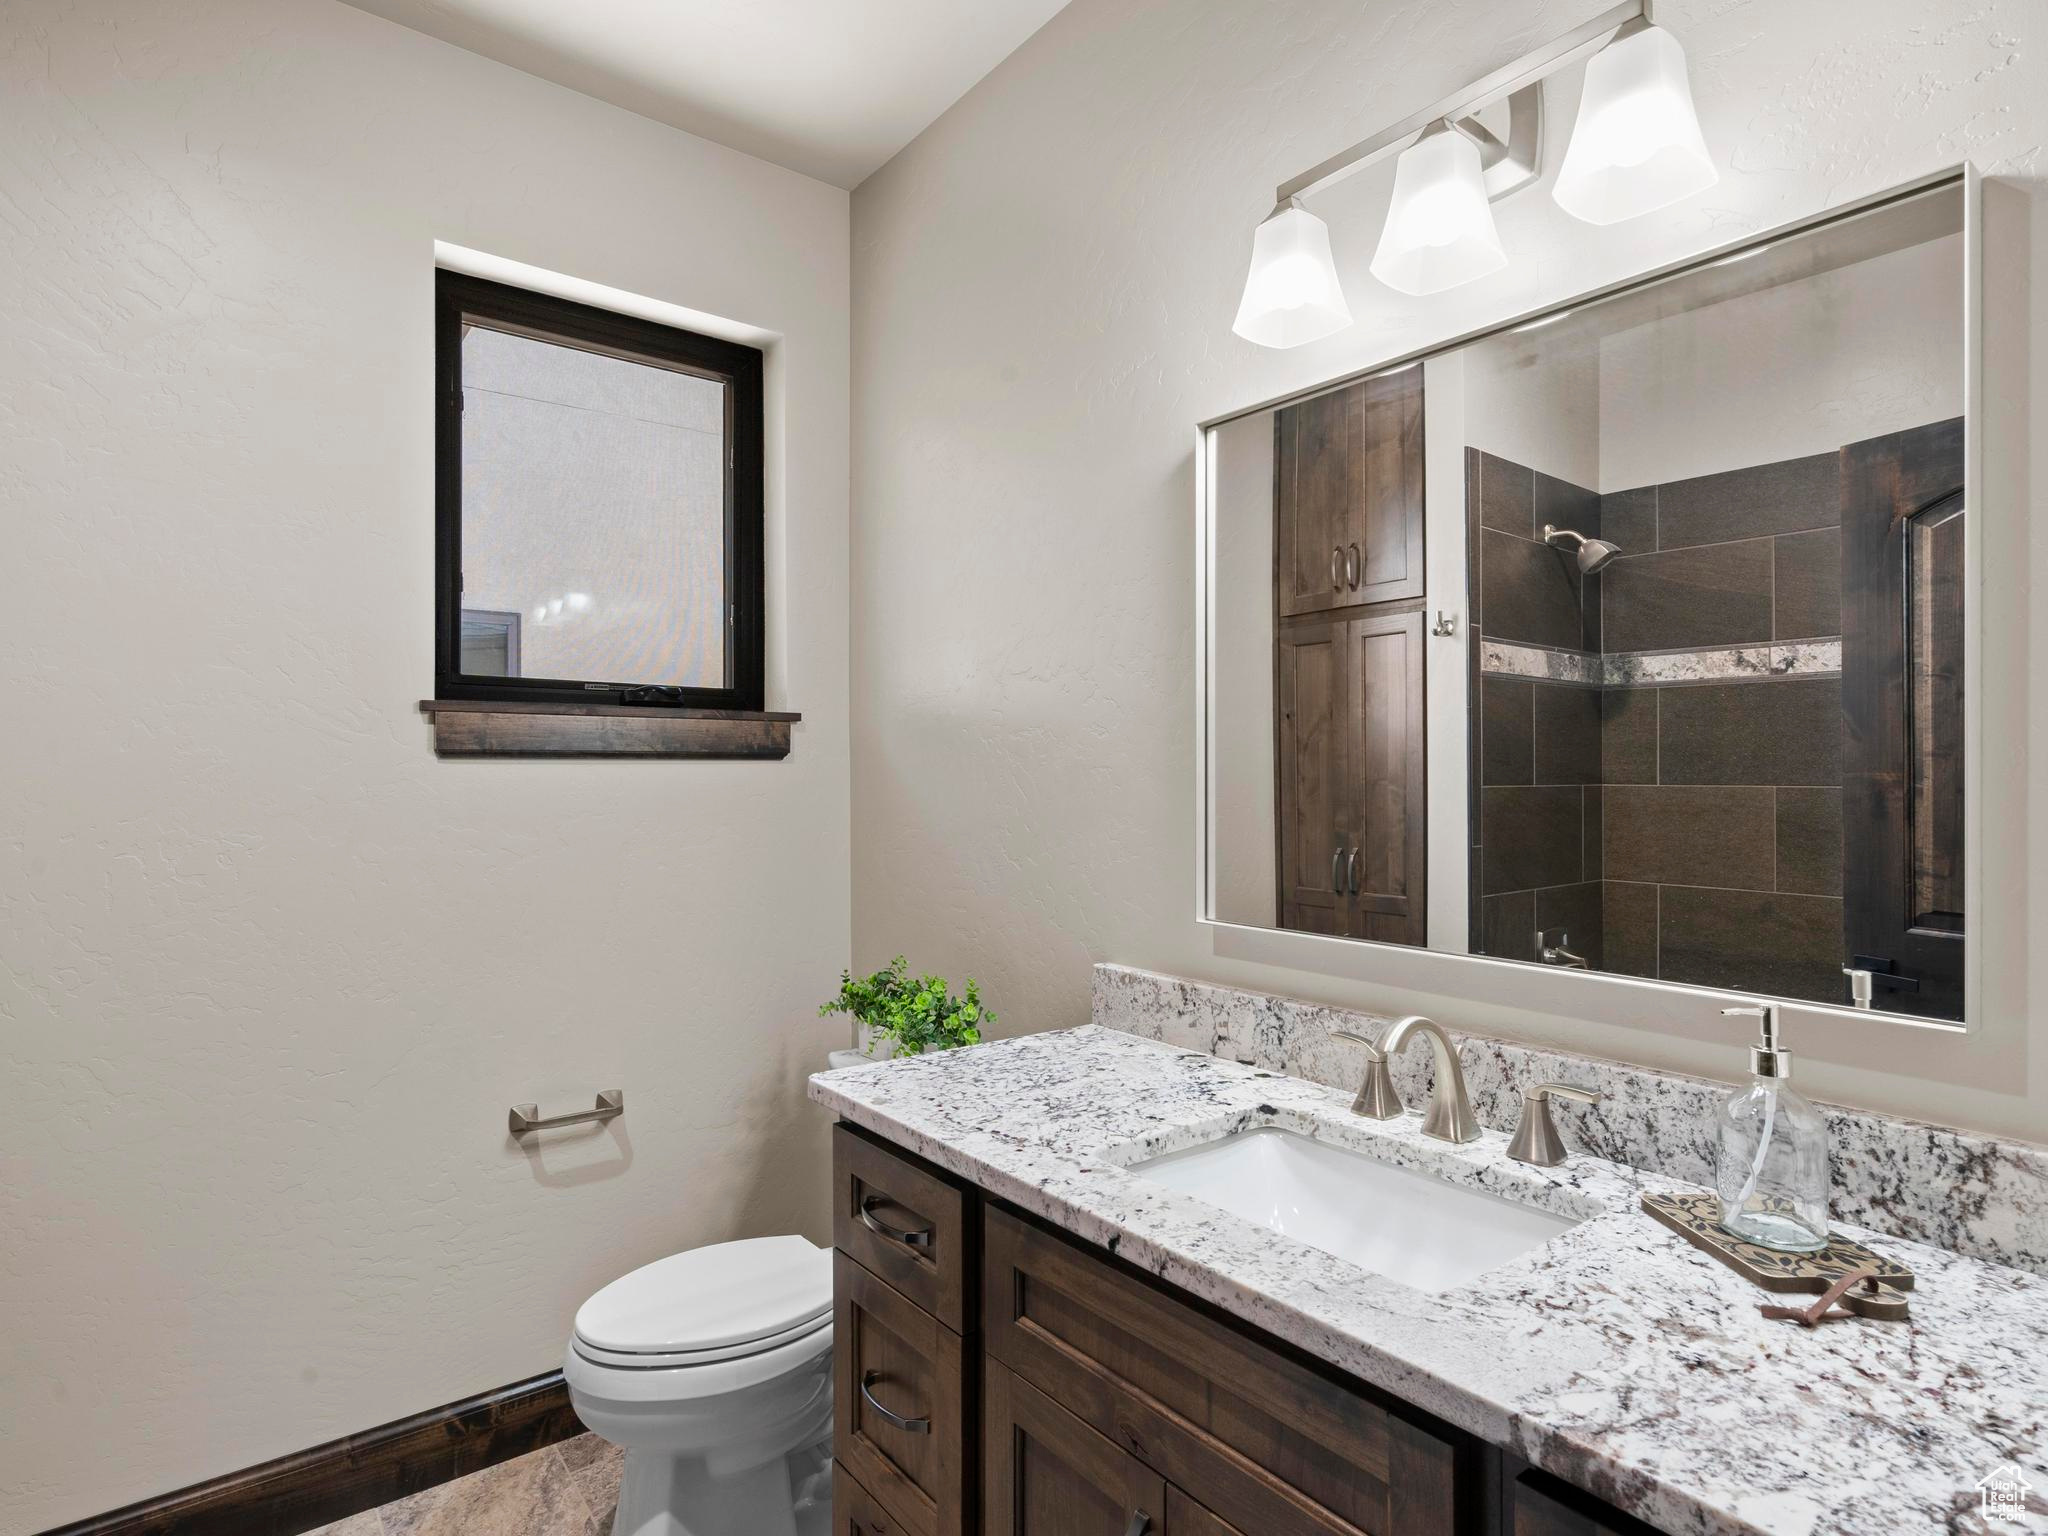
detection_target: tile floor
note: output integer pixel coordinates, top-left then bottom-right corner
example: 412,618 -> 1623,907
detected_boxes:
308,1434 -> 623,1536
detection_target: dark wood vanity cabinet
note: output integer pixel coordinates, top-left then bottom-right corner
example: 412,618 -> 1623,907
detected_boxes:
831,1123 -> 1659,1536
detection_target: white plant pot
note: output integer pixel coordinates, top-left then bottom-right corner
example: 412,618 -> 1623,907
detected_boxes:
827,1027 -> 906,1073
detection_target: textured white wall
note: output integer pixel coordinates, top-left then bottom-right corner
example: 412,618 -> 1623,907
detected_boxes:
1462,330 -> 1602,491
851,0 -> 2046,1141
1599,233 -> 1965,489
0,0 -> 849,1526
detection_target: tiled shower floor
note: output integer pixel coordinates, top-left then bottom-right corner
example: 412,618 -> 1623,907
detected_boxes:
308,1435 -> 623,1536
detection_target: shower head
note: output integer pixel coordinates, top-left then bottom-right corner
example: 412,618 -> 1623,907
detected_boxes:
1542,524 -> 1622,575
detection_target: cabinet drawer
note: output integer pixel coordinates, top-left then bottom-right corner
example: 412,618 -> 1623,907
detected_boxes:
835,1123 -> 975,1332
834,1466 -> 905,1536
834,1252 -> 970,1536
984,1205 -> 1459,1536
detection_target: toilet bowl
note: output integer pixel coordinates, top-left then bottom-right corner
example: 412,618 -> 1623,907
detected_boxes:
565,1235 -> 835,1536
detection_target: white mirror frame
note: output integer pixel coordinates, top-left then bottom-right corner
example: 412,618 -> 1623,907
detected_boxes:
1195,165 -> 1982,1039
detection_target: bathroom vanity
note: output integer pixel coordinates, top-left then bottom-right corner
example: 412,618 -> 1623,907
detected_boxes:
832,1118 -> 1599,1536
812,1024 -> 2048,1536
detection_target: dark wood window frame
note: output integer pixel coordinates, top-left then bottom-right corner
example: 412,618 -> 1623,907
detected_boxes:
434,269 -> 767,713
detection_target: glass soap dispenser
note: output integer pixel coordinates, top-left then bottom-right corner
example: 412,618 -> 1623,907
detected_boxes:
1713,1004 -> 1829,1251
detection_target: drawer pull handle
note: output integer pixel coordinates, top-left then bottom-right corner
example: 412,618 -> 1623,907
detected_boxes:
859,1371 -> 931,1434
859,1195 -> 934,1250
1124,1513 -> 1152,1536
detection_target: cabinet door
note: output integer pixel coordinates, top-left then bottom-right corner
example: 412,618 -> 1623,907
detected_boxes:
984,1206 -> 1460,1536
1511,1469 -> 1665,1536
1351,367 -> 1426,606
1275,388 -> 1356,618
1345,610 -> 1427,948
1166,1487 -> 1250,1536
1275,372 -> 1426,618
1277,619 -> 1350,934
1841,417 -> 1965,1020
986,1360 -> 1165,1536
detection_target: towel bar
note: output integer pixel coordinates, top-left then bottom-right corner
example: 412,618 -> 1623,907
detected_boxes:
509,1089 -> 624,1136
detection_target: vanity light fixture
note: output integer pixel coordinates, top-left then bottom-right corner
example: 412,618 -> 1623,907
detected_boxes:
1551,17 -> 1717,225
1232,0 -> 1714,347
1231,197 -> 1353,348
1368,122 -> 1507,297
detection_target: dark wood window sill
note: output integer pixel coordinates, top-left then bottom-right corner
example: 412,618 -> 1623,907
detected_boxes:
419,700 -> 798,759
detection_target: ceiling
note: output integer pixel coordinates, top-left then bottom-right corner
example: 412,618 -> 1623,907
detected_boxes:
341,0 -> 1074,188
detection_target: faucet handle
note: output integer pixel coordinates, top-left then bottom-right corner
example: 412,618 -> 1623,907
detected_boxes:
1329,1027 -> 1383,1060
1507,1082 -> 1601,1167
1329,1028 -> 1403,1120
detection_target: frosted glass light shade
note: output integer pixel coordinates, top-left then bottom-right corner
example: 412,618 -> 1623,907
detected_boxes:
1554,22 -> 1718,225
1232,201 -> 1352,348
1369,125 -> 1506,297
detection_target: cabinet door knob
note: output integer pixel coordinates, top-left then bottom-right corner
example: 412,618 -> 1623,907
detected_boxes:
1331,545 -> 1344,590
1332,846 -> 1344,894
1123,1513 -> 1153,1536
1346,542 -> 1360,588
1348,847 -> 1359,894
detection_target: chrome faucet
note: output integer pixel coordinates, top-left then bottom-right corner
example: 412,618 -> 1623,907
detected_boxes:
1329,1028 -> 1402,1119
1380,1015 -> 1481,1143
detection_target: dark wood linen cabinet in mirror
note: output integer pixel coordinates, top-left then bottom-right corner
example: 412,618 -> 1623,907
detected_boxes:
1273,367 -> 1427,946
1841,416 -> 1965,1020
1277,618 -> 1350,936
1275,369 -> 1425,617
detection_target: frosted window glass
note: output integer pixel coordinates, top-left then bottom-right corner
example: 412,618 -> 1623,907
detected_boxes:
460,324 -> 727,689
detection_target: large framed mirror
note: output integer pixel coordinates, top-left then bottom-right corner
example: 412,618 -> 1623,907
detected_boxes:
1200,172 -> 1974,1028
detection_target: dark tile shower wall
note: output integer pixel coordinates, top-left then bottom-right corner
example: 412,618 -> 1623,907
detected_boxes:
1598,450 -> 1843,649
1594,449 -> 1849,1008
1467,450 -> 1605,966
1468,445 -> 1865,1008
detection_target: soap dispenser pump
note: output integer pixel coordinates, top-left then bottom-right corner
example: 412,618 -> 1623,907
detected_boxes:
1712,1004 -> 1829,1252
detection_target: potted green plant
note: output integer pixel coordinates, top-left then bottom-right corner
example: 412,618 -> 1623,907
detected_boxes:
821,956 -> 994,1070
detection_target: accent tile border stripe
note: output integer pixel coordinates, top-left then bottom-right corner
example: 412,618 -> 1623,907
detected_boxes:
1480,640 -> 1600,684
1481,639 -> 1841,688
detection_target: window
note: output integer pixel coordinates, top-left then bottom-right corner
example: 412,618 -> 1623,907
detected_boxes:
435,270 -> 765,711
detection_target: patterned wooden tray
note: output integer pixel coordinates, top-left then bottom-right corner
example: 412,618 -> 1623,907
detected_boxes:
1641,1190 -> 1913,1320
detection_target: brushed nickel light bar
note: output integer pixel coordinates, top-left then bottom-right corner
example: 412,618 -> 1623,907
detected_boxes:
1272,0 -> 1648,207
1234,0 -> 1719,347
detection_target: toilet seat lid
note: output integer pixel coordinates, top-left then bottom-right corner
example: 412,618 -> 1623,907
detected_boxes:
574,1236 -> 831,1356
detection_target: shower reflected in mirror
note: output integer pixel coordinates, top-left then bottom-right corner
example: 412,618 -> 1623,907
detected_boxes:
1202,176 -> 1969,1025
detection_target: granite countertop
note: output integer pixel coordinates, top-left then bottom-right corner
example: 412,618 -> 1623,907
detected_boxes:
809,1026 -> 2048,1536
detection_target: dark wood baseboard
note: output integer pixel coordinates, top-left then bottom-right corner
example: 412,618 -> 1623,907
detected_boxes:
37,1370 -> 583,1536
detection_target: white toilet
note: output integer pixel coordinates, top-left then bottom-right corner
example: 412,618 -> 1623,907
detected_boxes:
565,1235 -> 835,1536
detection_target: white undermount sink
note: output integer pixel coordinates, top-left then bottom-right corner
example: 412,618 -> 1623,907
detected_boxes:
1132,1126 -> 1579,1293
